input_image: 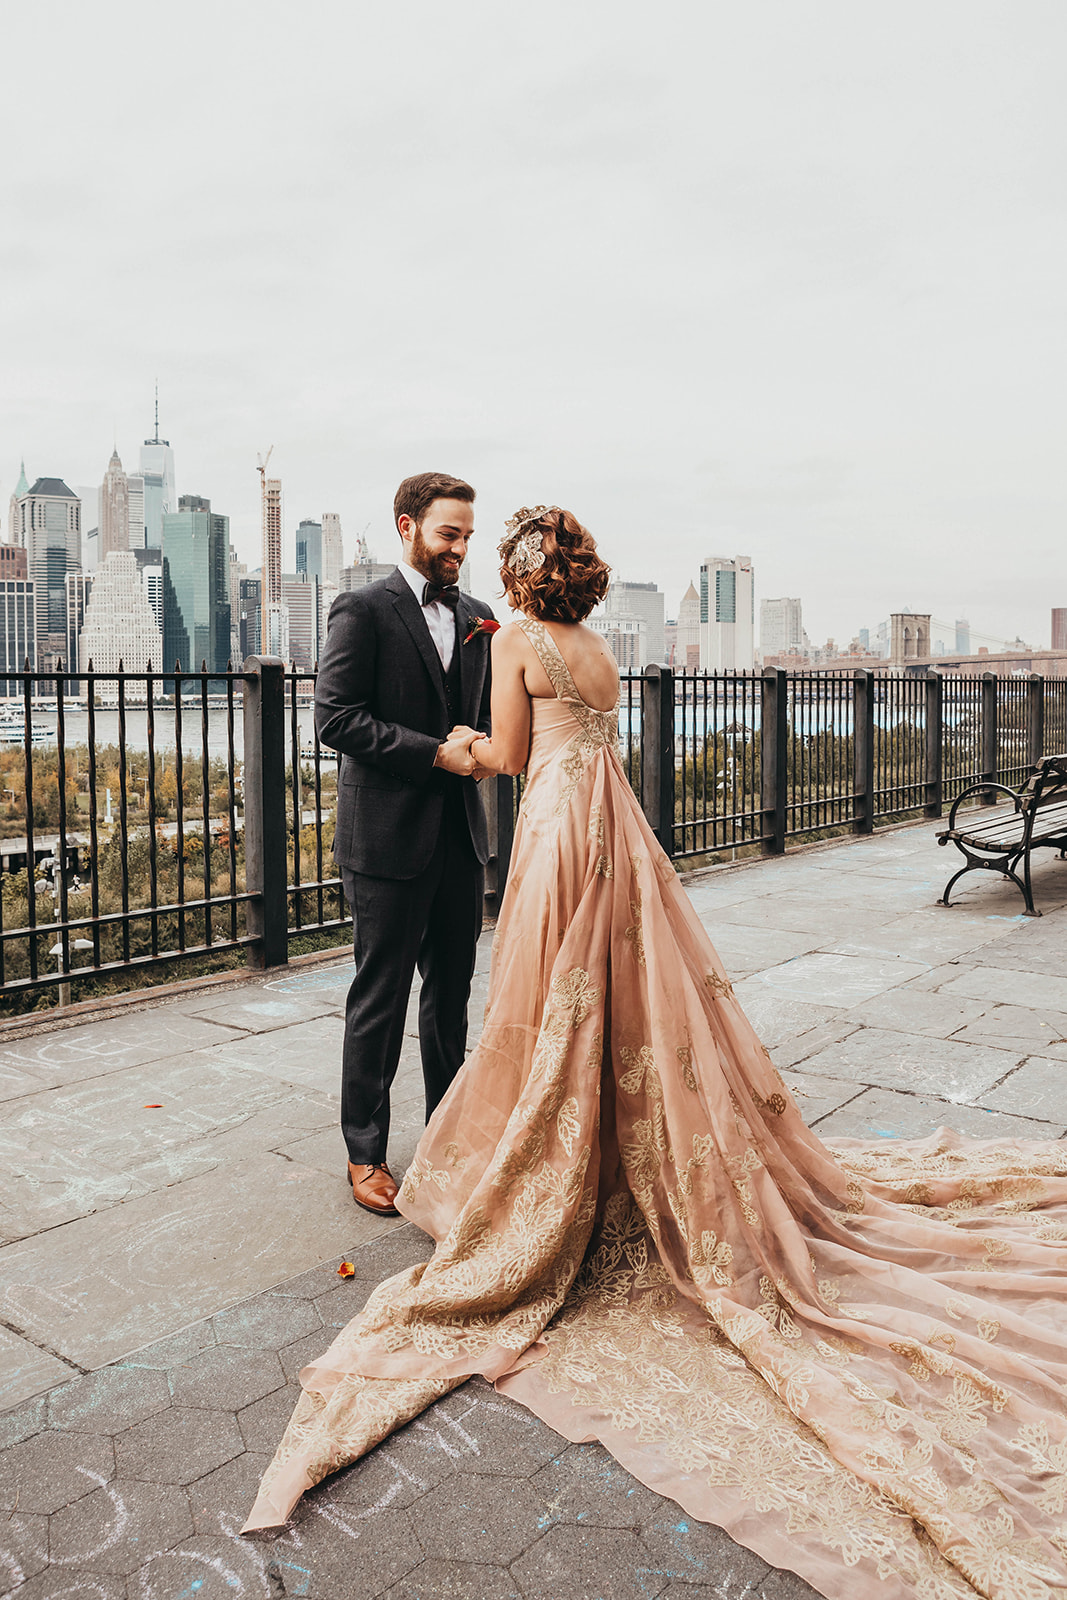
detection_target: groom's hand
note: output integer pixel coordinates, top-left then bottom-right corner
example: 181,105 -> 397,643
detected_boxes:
434,731 -> 478,776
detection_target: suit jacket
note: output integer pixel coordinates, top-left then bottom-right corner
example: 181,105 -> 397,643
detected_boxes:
316,569 -> 495,878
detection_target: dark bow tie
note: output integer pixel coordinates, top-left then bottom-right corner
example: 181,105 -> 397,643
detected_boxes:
422,582 -> 460,609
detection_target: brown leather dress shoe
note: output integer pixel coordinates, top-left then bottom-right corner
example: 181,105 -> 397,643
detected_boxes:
347,1161 -> 400,1216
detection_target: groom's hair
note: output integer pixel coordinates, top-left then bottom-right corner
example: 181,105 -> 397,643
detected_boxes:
394,472 -> 475,531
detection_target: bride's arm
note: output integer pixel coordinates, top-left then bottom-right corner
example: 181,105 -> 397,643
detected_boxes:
467,625 -> 531,777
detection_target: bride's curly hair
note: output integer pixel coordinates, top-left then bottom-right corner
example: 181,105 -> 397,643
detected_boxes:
499,509 -> 611,623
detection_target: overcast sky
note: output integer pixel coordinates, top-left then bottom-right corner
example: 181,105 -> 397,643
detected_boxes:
2,1 -> 1064,650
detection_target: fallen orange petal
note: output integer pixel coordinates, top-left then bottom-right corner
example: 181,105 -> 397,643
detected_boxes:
144,1104 -> 163,1109
337,1261 -> 355,1278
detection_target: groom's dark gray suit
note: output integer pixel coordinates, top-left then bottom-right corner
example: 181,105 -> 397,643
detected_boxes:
315,568 -> 494,1163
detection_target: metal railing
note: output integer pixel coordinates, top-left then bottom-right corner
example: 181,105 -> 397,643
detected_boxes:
1,662 -> 255,1003
1,657 -> 1064,1007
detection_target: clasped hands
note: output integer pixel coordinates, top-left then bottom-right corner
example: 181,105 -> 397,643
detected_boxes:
434,725 -> 490,779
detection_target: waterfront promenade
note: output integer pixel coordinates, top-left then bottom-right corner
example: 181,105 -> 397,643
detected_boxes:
2,817 -> 1066,1598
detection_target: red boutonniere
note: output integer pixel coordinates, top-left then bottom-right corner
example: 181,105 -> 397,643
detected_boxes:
464,617 -> 501,645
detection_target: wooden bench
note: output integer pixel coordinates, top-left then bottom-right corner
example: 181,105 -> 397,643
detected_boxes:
936,753 -> 1067,916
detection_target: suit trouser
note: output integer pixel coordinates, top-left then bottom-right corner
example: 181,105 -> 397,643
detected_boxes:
339,803 -> 484,1164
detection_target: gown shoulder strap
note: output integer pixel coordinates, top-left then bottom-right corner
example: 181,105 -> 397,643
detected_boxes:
514,614 -> 583,705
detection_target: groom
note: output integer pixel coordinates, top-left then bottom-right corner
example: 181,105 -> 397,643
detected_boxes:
315,472 -> 495,1215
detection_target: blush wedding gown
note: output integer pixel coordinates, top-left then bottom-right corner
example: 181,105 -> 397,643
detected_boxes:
245,615 -> 1067,1600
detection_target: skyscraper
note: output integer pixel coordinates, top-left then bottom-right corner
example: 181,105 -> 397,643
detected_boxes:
260,473 -> 282,653
295,520 -> 323,581
602,581 -> 665,666
99,449 -> 130,557
1051,611 -> 1066,652
239,575 -> 262,661
699,555 -> 754,670
135,548 -> 164,636
0,576 -> 35,694
140,395 -> 176,547
7,460 -> 28,545
65,572 -> 92,683
16,478 -> 82,669
283,572 -> 320,670
760,597 -> 806,659
79,552 -> 162,685
127,472 -> 146,549
161,496 -> 232,674
321,513 -> 344,591
955,619 -> 971,656
675,582 -> 700,669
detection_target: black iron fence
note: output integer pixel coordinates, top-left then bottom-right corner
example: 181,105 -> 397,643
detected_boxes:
0,658 -> 1063,1007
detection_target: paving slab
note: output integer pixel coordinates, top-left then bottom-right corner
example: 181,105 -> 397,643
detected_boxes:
0,1327 -> 76,1414
849,986 -> 991,1039
950,909 -> 1067,977
778,1067 -> 865,1123
742,952 -> 930,1007
707,925 -> 822,982
940,965 -> 1067,1012
185,989 -> 346,1031
950,1003 -> 1067,1058
0,1011 -> 238,1091
193,1015 -> 347,1099
977,1056 -> 1067,1123
724,985 -> 845,1050
799,1027 -> 1023,1104
814,1086 -> 1059,1142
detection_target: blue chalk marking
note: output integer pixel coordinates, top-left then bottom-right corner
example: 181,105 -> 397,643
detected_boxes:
272,1561 -> 311,1596
676,1520 -> 689,1532
875,1129 -> 897,1138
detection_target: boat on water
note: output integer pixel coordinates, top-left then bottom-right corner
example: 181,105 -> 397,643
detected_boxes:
0,710 -> 52,747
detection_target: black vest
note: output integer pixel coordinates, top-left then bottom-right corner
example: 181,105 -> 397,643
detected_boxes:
428,636 -> 467,819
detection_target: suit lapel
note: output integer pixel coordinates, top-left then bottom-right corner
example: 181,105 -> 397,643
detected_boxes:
386,569 -> 447,709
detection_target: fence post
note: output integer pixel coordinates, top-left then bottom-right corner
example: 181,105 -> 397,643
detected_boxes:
483,774 -> 515,914
924,668 -> 943,818
243,655 -> 289,968
1029,674 -> 1045,767
981,671 -> 998,802
761,667 -> 787,854
641,664 -> 675,857
852,670 -> 875,834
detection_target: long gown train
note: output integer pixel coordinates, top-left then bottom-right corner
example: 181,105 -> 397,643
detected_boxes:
245,616 -> 1067,1600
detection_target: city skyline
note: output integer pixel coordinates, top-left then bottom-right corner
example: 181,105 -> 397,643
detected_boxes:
1,3 -> 1064,658
1,434 -> 1056,666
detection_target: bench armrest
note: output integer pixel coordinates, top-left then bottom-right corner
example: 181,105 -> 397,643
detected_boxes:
944,782 -> 1021,833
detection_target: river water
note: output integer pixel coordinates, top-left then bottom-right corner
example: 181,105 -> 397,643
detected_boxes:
18,706 -> 323,761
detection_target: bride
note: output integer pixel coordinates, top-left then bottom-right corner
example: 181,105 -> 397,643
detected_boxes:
245,507 -> 1067,1600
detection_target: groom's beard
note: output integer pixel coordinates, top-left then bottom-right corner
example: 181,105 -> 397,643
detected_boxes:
410,526 -> 464,589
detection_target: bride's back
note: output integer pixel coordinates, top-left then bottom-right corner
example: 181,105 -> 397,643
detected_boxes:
519,618 -> 619,713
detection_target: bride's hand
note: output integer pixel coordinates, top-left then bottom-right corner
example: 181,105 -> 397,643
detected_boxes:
448,725 -> 479,745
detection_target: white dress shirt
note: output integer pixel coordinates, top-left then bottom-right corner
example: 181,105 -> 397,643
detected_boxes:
399,560 -> 457,671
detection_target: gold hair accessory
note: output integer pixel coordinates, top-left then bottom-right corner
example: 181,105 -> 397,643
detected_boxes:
499,506 -> 560,575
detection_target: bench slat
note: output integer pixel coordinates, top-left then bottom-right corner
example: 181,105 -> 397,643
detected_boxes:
950,798 -> 1067,851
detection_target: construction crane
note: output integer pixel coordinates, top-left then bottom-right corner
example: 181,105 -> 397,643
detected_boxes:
257,447 -> 280,653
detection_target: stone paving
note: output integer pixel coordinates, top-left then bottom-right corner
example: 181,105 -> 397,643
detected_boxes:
1,817 -> 1066,1598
